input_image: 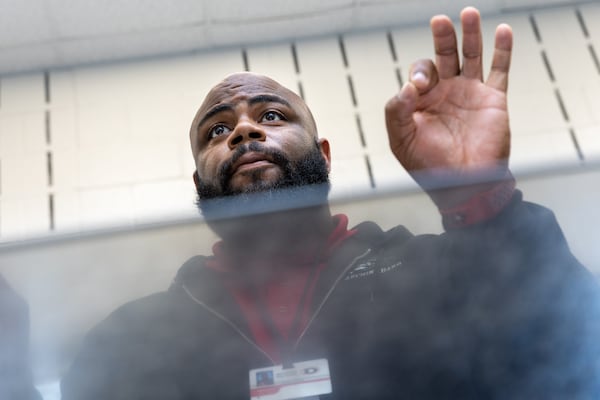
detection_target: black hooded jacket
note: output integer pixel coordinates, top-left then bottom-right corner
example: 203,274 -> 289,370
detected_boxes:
61,192 -> 600,399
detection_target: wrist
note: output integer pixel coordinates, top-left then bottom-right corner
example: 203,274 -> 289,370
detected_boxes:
438,172 -> 516,229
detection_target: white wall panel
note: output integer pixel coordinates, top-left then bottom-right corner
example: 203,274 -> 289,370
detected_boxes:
369,151 -> 417,192
0,112 -> 47,195
132,179 -> 198,222
0,112 -> 46,158
171,93 -> 210,180
0,113 -> 25,157
0,73 -> 49,238
535,8 -> 600,139
0,73 -> 45,110
76,104 -> 132,187
391,25 -> 436,83
295,38 -> 363,158
50,107 -> 78,192
510,130 -> 580,172
22,112 -> 47,154
0,150 -> 46,197
577,124 -> 600,164
560,85 -> 600,144
535,8 -> 596,80
344,31 -> 398,152
329,157 -> 372,199
508,91 -> 569,136
0,195 -> 49,238
129,101 -> 189,140
177,109 -> 198,178
79,186 -> 133,229
51,107 -> 81,233
583,3 -> 600,41
488,14 -> 577,167
179,50 -> 246,103
246,43 -> 299,95
53,192 -> 81,232
69,58 -> 191,105
343,31 -> 406,190
129,137 -> 183,182
49,70 -> 77,107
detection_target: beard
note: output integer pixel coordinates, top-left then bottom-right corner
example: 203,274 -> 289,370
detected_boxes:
195,140 -> 330,221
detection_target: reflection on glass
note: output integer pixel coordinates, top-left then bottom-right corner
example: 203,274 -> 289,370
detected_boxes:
1,5 -> 600,400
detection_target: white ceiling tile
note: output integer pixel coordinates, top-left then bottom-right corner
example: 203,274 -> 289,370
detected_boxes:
0,0 -> 53,46
205,0 -> 353,22
54,25 -> 209,66
46,0 -> 206,37
0,43 -> 59,75
0,0 -> 596,75
205,8 -> 355,49
354,0 -> 500,30
500,0 -> 574,9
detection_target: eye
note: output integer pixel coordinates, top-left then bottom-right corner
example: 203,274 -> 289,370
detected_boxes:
207,124 -> 231,140
260,110 -> 285,123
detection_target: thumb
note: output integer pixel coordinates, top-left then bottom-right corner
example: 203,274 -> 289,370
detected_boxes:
408,59 -> 440,95
385,81 -> 418,156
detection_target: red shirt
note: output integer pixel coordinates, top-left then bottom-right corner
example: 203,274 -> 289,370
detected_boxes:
206,214 -> 356,363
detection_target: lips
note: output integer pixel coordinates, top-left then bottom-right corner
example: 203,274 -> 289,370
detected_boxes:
231,152 -> 275,174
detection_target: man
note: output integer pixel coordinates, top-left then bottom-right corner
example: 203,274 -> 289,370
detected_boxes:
59,7 -> 600,399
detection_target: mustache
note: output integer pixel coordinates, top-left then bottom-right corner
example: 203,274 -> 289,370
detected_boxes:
218,142 -> 290,191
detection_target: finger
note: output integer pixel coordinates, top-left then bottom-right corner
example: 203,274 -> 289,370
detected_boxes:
385,82 -> 419,155
431,14 -> 459,79
460,7 -> 483,80
408,59 -> 439,95
486,23 -> 513,92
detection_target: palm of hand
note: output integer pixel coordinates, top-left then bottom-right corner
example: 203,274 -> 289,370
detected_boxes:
399,76 -> 510,173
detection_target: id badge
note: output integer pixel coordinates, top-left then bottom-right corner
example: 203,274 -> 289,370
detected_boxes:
249,358 -> 332,400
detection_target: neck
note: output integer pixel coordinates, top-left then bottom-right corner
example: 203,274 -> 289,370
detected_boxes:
209,204 -> 334,261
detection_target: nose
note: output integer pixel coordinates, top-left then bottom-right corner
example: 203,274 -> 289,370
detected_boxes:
227,119 -> 267,150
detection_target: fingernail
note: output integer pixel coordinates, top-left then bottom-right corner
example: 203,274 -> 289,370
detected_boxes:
411,71 -> 428,85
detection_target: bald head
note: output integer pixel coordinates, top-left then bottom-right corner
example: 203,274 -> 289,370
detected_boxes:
190,72 -> 318,157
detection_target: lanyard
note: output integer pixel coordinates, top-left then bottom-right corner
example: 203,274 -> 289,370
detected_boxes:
252,250 -> 323,369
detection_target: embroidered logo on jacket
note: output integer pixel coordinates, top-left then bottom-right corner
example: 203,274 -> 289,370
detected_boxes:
344,256 -> 402,280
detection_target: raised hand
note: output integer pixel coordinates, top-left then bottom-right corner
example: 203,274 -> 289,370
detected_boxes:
385,7 -> 513,205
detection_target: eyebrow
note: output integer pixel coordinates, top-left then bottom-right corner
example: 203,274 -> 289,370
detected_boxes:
196,103 -> 234,131
248,94 -> 292,109
196,94 -> 293,131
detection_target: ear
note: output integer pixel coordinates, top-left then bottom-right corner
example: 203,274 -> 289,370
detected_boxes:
318,138 -> 331,172
192,170 -> 201,191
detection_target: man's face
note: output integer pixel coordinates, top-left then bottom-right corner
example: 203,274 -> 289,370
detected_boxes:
189,73 -> 331,217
